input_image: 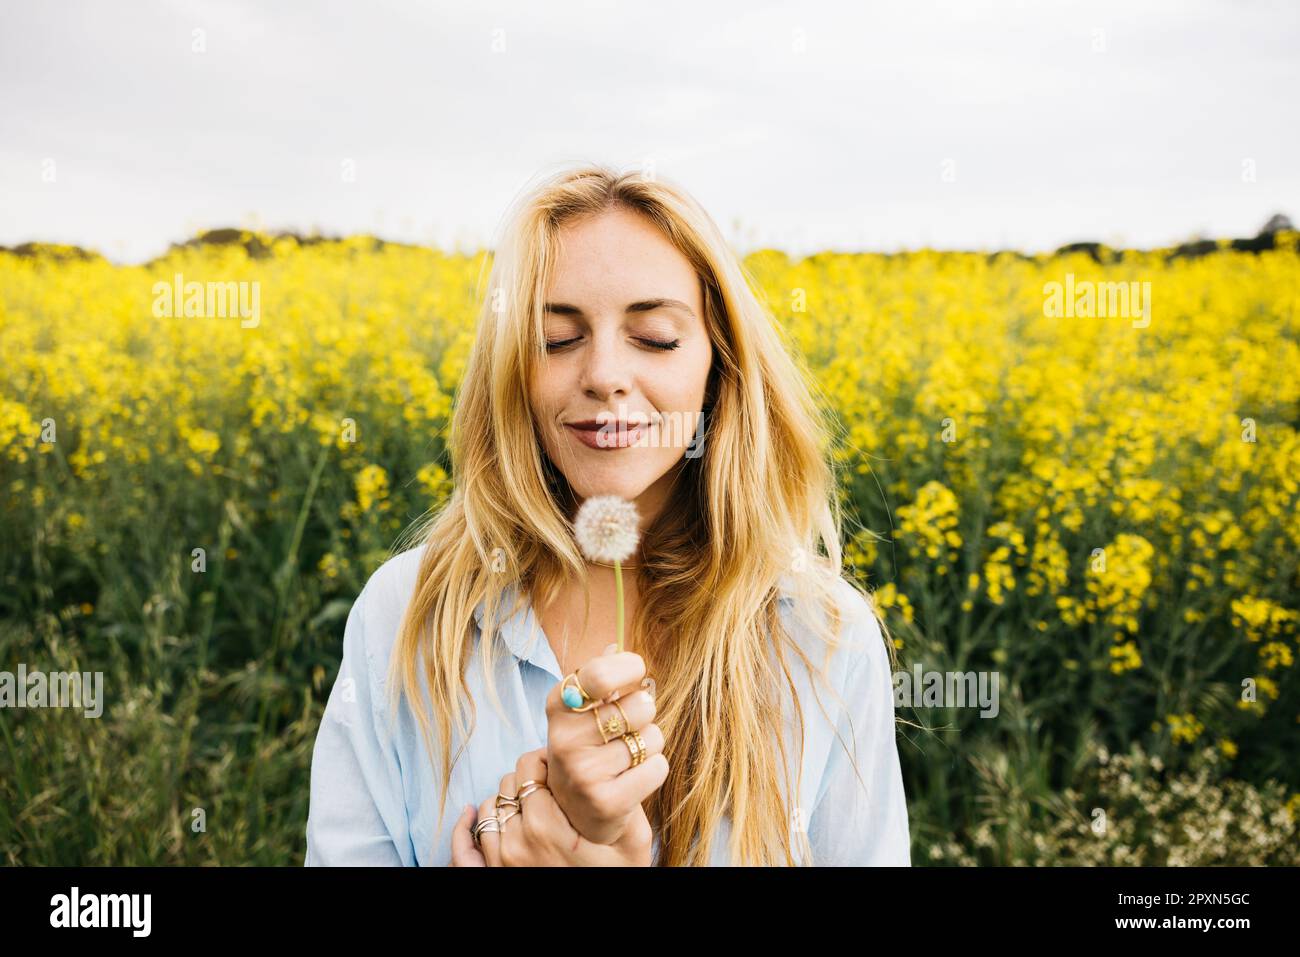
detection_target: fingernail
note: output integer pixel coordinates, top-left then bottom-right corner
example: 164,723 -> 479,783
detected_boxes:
604,643 -> 618,654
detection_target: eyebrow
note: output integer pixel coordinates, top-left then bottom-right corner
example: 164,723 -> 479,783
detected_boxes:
543,298 -> 697,321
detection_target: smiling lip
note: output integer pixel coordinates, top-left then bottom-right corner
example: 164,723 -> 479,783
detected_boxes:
565,422 -> 645,450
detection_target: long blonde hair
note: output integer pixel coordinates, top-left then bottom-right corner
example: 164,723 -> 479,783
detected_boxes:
387,162 -> 891,865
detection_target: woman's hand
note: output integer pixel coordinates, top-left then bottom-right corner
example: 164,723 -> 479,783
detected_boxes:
544,647 -> 668,846
449,747 -> 653,866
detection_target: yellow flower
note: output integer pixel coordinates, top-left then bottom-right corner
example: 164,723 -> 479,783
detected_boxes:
354,464 -> 390,513
871,581 -> 915,625
896,481 -> 962,571
1109,640 -> 1142,674
1259,642 -> 1293,670
416,462 -> 453,505
1087,534 -> 1154,639
180,424 -> 222,459
1166,712 -> 1204,745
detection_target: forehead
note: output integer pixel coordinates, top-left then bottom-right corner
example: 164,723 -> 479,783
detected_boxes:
547,207 -> 703,316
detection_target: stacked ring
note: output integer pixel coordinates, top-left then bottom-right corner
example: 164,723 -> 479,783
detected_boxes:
516,781 -> 547,801
472,779 -> 550,850
621,730 -> 647,767
593,700 -> 629,743
493,788 -> 520,833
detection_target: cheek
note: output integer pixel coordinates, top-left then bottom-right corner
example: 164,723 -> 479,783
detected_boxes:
528,381 -> 565,454
531,368 -> 568,415
651,363 -> 709,415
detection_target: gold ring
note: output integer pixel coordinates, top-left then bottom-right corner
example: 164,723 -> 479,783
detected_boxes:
497,806 -> 519,827
621,730 -> 647,768
516,778 -> 546,800
593,699 -> 629,743
561,672 -> 599,712
472,816 -> 500,847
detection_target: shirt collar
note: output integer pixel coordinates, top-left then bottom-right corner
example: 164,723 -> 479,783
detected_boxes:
472,581 -> 565,681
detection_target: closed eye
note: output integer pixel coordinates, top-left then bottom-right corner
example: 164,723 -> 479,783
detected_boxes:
638,337 -> 681,351
544,337 -> 681,353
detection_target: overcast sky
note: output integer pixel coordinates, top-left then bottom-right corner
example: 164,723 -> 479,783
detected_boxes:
2,0 -> 1297,263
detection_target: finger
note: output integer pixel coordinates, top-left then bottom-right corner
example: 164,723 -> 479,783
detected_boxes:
494,768 -> 527,863
513,747 -> 565,848
546,652 -> 647,717
604,751 -> 670,809
594,720 -> 666,780
552,690 -> 656,752
598,644 -> 656,705
516,777 -> 579,851
476,794 -> 503,866
513,749 -> 548,824
514,748 -> 548,795
451,805 -> 486,866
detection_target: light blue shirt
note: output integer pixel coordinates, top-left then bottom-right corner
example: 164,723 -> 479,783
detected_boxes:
304,545 -> 911,866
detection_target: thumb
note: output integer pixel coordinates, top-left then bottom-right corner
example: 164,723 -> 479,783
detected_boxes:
451,804 -> 486,866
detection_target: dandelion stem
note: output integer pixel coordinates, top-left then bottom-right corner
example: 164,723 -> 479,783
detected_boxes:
615,558 -> 625,653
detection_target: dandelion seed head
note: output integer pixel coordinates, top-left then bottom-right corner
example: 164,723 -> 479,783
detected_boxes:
574,495 -> 640,563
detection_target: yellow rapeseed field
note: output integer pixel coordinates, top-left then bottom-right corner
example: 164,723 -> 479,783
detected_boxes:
1,232 -> 1297,864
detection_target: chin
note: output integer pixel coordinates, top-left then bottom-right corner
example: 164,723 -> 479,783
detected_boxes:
565,468 -> 657,504
570,479 -> 650,503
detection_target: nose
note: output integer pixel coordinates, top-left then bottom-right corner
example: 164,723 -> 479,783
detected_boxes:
578,328 -> 631,401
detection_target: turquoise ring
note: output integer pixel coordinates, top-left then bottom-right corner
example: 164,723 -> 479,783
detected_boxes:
560,673 -> 596,711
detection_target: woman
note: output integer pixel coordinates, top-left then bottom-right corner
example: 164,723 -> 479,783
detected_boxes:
304,163 -> 910,866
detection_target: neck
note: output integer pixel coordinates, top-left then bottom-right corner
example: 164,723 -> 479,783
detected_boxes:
533,568 -> 646,671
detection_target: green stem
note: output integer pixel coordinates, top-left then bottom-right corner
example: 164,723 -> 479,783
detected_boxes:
615,558 -> 625,653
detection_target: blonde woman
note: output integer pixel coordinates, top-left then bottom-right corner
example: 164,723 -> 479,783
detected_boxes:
304,164 -> 910,866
